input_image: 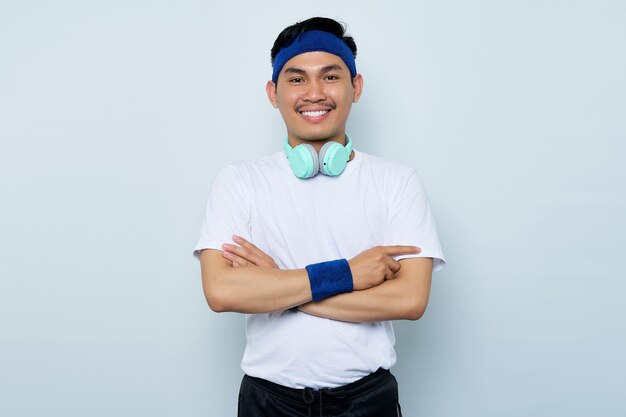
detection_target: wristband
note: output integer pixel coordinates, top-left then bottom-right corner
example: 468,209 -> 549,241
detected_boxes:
305,259 -> 353,301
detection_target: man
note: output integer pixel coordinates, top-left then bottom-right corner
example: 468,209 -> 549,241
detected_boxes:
194,17 -> 445,417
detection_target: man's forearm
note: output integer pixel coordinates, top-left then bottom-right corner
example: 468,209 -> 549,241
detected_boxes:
201,249 -> 312,314
298,258 -> 433,322
298,280 -> 424,322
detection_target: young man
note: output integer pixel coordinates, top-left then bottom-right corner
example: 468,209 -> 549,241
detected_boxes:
194,17 -> 445,417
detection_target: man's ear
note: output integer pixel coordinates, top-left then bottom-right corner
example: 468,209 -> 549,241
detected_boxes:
352,74 -> 364,103
266,81 -> 278,108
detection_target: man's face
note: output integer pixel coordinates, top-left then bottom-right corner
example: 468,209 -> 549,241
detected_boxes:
266,51 -> 363,147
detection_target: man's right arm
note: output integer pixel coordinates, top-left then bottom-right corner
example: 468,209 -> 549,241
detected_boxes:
200,249 -> 312,314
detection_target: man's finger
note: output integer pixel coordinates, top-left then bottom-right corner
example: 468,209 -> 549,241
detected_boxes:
223,243 -> 258,263
232,236 -> 269,260
388,259 -> 401,274
384,267 -> 397,281
227,237 -> 279,269
233,235 -> 259,250
222,250 -> 251,267
382,245 -> 421,256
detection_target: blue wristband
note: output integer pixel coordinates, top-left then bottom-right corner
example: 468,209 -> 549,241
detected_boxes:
305,259 -> 353,301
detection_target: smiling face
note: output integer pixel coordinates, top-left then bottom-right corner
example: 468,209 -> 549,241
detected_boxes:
266,51 -> 363,150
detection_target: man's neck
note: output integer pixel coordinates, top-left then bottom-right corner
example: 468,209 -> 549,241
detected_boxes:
287,135 -> 349,154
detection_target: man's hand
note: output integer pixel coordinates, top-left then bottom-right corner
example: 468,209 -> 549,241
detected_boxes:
348,245 -> 421,290
221,237 -> 420,291
221,235 -> 279,269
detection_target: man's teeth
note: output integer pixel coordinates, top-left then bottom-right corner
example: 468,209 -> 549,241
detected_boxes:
301,110 -> 329,117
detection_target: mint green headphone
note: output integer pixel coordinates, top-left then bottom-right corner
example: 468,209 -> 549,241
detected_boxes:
283,136 -> 353,179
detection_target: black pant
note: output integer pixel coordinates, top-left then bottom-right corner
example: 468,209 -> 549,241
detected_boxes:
238,368 -> 402,417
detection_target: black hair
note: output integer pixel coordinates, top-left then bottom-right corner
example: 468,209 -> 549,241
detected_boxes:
270,17 -> 357,65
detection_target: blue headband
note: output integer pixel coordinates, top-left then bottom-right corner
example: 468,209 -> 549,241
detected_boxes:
272,30 -> 357,83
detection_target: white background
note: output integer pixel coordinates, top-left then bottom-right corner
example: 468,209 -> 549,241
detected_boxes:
1,1 -> 625,416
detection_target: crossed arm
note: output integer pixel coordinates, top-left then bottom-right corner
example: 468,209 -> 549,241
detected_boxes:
199,236 -> 433,323
297,258 -> 432,322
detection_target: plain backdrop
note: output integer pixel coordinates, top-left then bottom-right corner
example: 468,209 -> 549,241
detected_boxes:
1,1 -> 625,416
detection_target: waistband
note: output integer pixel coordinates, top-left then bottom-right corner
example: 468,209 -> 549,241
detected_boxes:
244,368 -> 391,406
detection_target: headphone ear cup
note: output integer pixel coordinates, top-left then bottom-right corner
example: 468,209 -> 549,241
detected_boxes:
287,143 -> 319,178
319,141 -> 349,176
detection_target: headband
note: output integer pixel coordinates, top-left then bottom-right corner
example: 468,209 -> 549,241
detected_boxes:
272,30 -> 357,83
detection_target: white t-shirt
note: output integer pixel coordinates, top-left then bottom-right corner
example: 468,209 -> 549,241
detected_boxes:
194,149 -> 445,389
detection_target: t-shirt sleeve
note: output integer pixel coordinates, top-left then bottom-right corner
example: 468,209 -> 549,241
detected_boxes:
193,165 -> 252,260
385,169 -> 446,272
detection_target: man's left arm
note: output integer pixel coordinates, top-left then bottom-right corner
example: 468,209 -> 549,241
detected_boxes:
297,257 -> 433,322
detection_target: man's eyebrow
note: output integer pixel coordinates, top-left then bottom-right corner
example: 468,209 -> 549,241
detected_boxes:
283,67 -> 306,75
320,64 -> 344,73
282,64 -> 345,75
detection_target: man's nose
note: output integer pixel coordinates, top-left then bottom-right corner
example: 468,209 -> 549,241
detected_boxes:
303,79 -> 326,102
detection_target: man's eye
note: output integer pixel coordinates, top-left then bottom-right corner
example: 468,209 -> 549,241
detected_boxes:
290,78 -> 304,83
325,75 -> 339,81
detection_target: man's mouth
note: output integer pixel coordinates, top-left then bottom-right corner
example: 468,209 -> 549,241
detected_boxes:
297,104 -> 335,121
300,110 -> 330,117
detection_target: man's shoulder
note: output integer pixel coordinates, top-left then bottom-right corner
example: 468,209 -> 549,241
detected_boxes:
219,152 -> 285,177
